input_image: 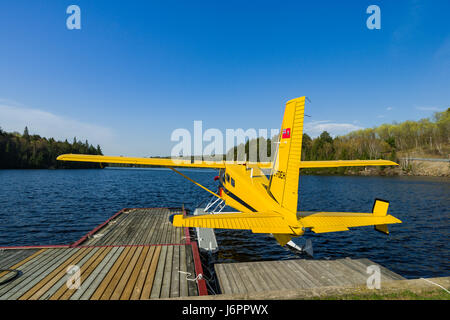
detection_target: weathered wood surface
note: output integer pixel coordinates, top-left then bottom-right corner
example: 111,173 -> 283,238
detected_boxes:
0,208 -> 199,300
0,249 -> 40,270
0,245 -> 197,300
81,208 -> 184,246
215,258 -> 405,295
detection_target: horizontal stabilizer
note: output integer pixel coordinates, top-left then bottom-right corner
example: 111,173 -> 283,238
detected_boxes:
170,212 -> 293,234
299,208 -> 401,234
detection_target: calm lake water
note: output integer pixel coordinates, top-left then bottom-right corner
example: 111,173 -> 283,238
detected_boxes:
0,168 -> 448,279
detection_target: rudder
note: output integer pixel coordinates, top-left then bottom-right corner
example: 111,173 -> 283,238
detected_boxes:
268,97 -> 306,213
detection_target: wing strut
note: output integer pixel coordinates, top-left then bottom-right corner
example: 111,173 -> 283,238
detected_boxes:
168,167 -> 222,199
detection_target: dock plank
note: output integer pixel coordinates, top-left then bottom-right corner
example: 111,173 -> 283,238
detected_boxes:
5,249 -> 77,300
59,247 -> 113,300
0,249 -> 66,298
185,245 -> 198,296
89,247 -> 132,300
160,245 -> 174,298
81,208 -> 184,246
258,261 -> 285,291
215,257 -> 404,295
356,258 -> 405,281
48,247 -> 104,300
120,246 -> 150,300
0,208 -> 205,300
170,245 -> 180,298
99,246 -> 138,300
140,245 -> 161,299
179,245 -> 188,297
72,246 -> 122,300
130,245 -> 157,300
150,245 -> 168,298
0,249 -> 40,270
19,248 -> 87,300
0,249 -> 45,280
110,246 -> 143,300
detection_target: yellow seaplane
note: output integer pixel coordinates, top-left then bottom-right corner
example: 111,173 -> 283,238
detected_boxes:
57,97 -> 402,251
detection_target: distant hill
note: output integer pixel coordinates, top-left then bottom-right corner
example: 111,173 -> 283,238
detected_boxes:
0,126 -> 104,169
227,108 -> 450,175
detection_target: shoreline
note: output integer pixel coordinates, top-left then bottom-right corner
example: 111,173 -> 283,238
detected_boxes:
1,164 -> 449,177
301,159 -> 449,178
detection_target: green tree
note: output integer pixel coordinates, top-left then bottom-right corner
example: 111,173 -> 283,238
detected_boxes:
23,126 -> 30,141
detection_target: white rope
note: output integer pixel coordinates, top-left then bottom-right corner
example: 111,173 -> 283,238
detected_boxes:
178,271 -> 203,282
420,278 -> 450,294
181,236 -> 195,242
92,233 -> 104,239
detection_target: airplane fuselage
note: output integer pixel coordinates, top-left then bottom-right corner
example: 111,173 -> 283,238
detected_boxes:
218,164 -> 303,234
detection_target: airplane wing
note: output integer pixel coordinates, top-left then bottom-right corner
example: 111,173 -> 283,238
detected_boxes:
57,154 -> 225,169
170,212 -> 294,234
57,155 -> 397,170
298,160 -> 398,168
255,159 -> 398,169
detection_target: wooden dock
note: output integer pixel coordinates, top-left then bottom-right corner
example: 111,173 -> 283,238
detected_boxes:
0,208 -> 207,300
214,258 -> 405,295
0,207 -> 411,300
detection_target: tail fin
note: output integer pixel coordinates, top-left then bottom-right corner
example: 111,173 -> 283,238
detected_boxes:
269,97 -> 306,213
372,199 -> 390,234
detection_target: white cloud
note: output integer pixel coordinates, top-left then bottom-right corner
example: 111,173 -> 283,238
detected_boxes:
304,120 -> 363,137
386,107 -> 393,111
0,103 -> 115,148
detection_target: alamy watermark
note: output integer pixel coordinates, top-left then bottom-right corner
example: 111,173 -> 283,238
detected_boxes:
366,5 -> 381,30
170,121 -> 280,163
66,265 -> 81,290
66,5 -> 81,30
366,265 -> 381,289
63,5 -> 382,33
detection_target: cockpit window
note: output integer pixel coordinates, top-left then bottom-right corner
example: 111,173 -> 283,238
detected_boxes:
226,173 -> 230,183
230,178 -> 235,187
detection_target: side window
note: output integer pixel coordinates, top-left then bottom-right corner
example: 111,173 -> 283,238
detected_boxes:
231,178 -> 235,188
226,173 -> 230,183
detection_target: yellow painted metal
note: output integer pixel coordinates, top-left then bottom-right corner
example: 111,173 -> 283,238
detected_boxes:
298,159 -> 398,168
257,160 -> 398,169
272,234 -> 293,246
58,154 -> 397,170
57,96 -> 403,247
268,97 -> 305,220
172,212 -> 293,234
372,199 -> 391,234
299,212 -> 401,233
56,154 -> 226,169
375,224 -> 390,234
373,199 -> 390,216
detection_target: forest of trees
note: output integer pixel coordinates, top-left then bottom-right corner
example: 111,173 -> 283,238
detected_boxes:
228,108 -> 450,174
0,126 -> 104,169
1,108 -> 448,171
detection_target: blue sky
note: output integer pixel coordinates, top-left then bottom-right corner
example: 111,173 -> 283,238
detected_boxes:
0,0 -> 449,156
